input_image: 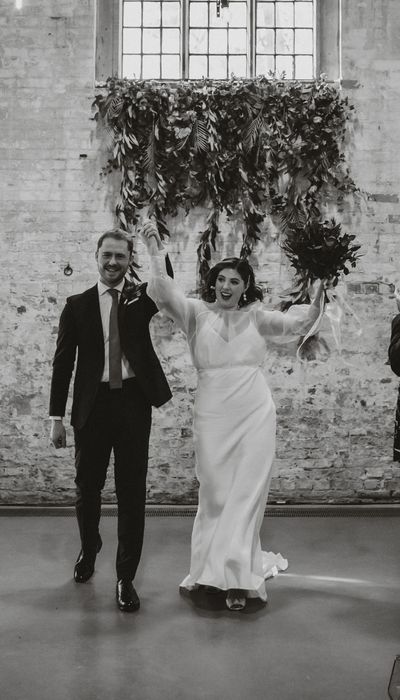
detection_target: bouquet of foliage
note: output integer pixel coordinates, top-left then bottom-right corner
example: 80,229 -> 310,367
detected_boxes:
281,217 -> 361,302
280,218 -> 361,361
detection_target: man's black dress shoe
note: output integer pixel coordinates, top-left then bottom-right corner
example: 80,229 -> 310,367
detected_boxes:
116,579 -> 140,612
74,552 -> 95,583
73,537 -> 102,583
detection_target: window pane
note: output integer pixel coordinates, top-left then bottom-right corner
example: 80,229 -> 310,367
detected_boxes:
276,54 -> 293,77
189,28 -> 208,53
256,54 -> 275,76
228,2 -> 247,27
229,54 -> 247,77
210,10 -> 228,28
276,28 -> 293,53
257,28 -> 274,53
276,2 -> 293,26
208,0 -> 220,23
143,28 -> 160,52
162,53 -> 180,78
142,54 -> 160,77
162,28 -> 180,52
143,1 -> 160,26
295,54 -> 313,78
123,28 -> 141,53
257,2 -> 274,27
295,28 -> 313,53
124,2 -> 142,26
209,54 -> 227,78
122,54 -> 142,78
190,2 -> 208,26
295,1 -> 313,27
209,29 -> 227,54
229,28 -> 247,53
162,1 -> 180,26
189,54 -> 207,78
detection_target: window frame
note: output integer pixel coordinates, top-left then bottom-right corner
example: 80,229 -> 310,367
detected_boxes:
95,0 -> 341,83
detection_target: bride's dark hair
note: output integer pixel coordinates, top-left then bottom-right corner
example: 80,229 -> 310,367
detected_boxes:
201,257 -> 264,307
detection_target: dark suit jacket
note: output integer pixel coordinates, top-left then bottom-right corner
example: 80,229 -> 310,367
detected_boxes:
389,313 -> 400,376
49,281 -> 172,429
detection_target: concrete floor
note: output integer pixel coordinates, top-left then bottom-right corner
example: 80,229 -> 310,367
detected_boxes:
0,513 -> 399,700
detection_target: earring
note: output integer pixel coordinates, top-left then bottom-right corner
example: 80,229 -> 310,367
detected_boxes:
210,285 -> 215,289
243,291 -> 247,302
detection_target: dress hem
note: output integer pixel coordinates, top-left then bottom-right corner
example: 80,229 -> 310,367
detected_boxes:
179,552 -> 288,602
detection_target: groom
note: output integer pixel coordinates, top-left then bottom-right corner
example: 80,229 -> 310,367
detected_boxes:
49,227 -> 172,612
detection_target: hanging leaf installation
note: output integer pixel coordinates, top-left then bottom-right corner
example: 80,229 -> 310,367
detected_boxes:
93,75 -> 359,289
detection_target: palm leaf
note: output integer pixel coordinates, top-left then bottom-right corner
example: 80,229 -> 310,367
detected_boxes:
242,111 -> 265,153
191,117 -> 209,153
279,202 -> 307,234
100,122 -> 118,150
106,95 -> 124,123
143,121 -> 157,176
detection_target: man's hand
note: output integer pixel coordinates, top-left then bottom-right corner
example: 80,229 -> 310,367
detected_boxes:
50,420 -> 67,449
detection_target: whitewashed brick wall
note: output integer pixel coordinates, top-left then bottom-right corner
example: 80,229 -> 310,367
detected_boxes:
1,0 -> 400,504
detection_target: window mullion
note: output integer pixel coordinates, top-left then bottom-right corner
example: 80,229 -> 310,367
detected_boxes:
249,0 -> 256,77
140,2 -> 144,79
182,0 -> 189,79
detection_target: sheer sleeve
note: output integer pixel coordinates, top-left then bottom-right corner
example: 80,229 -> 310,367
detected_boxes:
146,252 -> 198,336
254,301 -> 321,339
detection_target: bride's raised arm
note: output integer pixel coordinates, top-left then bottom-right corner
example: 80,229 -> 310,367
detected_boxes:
140,223 -> 197,335
254,281 -> 325,339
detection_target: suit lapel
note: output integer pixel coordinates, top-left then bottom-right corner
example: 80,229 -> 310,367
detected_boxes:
84,285 -> 104,357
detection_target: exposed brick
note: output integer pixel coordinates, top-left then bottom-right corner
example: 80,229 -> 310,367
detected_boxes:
341,79 -> 360,89
363,480 -> 381,490
368,194 -> 399,203
0,0 -> 400,505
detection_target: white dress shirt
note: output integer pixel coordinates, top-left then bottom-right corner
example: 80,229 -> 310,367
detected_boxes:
98,279 -> 135,382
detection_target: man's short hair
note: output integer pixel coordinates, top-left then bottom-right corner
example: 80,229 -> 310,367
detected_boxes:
96,228 -> 133,255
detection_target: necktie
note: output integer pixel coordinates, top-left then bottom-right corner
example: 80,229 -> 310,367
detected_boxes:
108,288 -> 122,389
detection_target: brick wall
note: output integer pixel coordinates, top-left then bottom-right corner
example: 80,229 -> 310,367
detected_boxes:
1,0 -> 400,505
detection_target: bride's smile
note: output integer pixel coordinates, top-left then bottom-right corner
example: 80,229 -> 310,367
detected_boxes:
215,269 -> 246,309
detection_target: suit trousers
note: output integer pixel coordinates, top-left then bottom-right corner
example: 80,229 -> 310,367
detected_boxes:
74,378 -> 152,580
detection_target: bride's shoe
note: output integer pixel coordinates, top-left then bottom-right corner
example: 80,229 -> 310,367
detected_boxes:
226,589 -> 247,611
204,585 -> 220,595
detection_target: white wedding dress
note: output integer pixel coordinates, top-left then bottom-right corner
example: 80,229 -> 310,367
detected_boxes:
148,254 -> 319,600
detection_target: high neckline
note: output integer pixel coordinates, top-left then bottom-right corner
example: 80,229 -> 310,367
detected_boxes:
204,301 -> 256,314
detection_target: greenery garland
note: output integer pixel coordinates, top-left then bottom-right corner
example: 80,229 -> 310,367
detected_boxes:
93,75 -> 358,290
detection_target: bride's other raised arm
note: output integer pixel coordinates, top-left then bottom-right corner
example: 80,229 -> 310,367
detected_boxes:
140,221 -> 196,335
255,281 -> 325,338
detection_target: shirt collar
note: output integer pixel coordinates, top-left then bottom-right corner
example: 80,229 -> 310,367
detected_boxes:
97,278 -> 126,296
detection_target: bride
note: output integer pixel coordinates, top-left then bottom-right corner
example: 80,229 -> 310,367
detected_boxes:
141,221 -> 324,611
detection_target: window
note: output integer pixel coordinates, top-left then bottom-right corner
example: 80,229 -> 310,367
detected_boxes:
255,1 -> 314,79
122,1 -> 181,80
187,1 -> 248,79
96,0 -> 341,83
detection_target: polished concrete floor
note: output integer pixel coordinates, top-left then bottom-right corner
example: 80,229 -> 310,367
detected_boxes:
0,512 -> 399,700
